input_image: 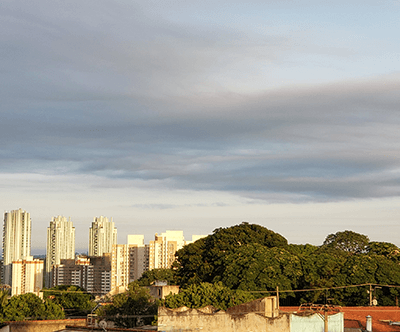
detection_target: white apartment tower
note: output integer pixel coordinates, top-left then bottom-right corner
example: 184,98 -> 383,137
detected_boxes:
148,230 -> 185,270
46,216 -> 75,287
89,216 -> 117,256
2,209 -> 31,286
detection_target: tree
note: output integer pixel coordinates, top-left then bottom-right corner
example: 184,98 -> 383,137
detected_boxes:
1,293 -> 63,321
42,285 -> 95,317
175,223 -> 288,286
0,290 -> 9,322
219,245 -> 302,294
138,269 -> 177,286
367,242 -> 400,261
99,282 -> 158,328
321,230 -> 369,254
43,299 -> 65,319
163,282 -> 256,311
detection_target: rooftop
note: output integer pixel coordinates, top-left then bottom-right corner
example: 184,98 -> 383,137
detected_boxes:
281,306 -> 400,332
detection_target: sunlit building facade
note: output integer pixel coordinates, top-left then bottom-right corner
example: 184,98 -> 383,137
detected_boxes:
2,209 -> 31,286
89,216 -> 117,257
45,216 -> 75,287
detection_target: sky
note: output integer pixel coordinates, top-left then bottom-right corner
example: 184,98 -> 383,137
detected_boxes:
1,0 -> 400,254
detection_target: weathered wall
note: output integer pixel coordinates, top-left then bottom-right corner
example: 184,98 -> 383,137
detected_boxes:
0,319 -> 86,332
226,296 -> 279,318
290,312 -> 344,332
158,307 -> 290,332
148,285 -> 180,300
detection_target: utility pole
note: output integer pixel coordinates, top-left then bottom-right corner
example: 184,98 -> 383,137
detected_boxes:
276,286 -> 280,312
369,284 -> 372,306
324,309 -> 328,332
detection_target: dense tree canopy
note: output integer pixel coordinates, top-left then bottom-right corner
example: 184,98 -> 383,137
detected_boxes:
138,268 -> 177,286
0,293 -> 64,322
42,285 -> 95,317
99,282 -> 158,328
321,230 -> 369,254
175,222 -> 288,286
164,282 -> 256,310
173,224 -> 400,307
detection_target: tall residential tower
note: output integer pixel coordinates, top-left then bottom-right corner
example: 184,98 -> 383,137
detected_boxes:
2,209 -> 31,286
46,216 -> 75,287
89,216 -> 117,256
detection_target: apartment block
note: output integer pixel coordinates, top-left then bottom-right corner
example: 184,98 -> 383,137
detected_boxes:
52,254 -> 111,296
2,209 -> 31,286
46,216 -> 75,287
111,244 -> 130,291
89,216 -> 117,257
11,256 -> 44,296
110,238 -> 149,292
127,235 -> 149,281
148,231 -> 185,270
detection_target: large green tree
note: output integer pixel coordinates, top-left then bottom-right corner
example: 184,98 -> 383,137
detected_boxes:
1,293 -> 64,321
220,245 -> 302,294
175,223 -> 288,287
321,230 -> 369,254
99,282 -> 158,328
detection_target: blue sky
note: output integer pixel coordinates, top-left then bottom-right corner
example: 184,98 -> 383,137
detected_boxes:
1,0 -> 400,253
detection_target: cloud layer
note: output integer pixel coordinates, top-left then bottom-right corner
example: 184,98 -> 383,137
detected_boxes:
1,0 -> 400,249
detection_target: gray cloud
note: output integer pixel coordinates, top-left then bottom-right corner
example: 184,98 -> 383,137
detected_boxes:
1,1 -> 400,204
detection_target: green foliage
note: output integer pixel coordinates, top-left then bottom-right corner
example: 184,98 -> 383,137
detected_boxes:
287,244 -> 319,257
367,242 -> 400,261
163,282 -> 256,311
43,285 -> 95,317
322,230 -> 369,254
1,293 -> 64,321
174,224 -> 400,307
220,245 -> 302,294
43,299 -> 65,319
0,290 -> 9,322
138,268 -> 177,286
176,222 -> 288,286
99,282 -> 159,328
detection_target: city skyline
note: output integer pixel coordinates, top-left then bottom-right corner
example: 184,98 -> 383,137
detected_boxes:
1,1 -> 400,252
2,207 -> 399,255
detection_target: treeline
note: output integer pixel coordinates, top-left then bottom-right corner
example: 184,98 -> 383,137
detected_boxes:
0,285 -> 95,323
170,223 -> 400,306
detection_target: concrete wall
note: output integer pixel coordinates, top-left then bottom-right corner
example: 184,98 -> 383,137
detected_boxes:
226,296 -> 279,318
0,319 -> 86,332
290,312 -> 344,332
158,306 -> 290,332
148,285 -> 180,300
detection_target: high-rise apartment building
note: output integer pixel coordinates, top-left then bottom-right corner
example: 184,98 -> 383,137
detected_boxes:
2,209 -> 31,286
110,237 -> 149,292
148,230 -> 185,270
111,244 -> 130,291
89,216 -> 117,256
46,216 -> 75,287
127,235 -> 149,281
12,256 -> 43,296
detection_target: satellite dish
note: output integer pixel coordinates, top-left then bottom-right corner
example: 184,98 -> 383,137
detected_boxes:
372,299 -> 378,306
99,320 -> 107,330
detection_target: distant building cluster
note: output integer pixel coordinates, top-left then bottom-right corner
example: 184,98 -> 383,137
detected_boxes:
1,208 -> 206,297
